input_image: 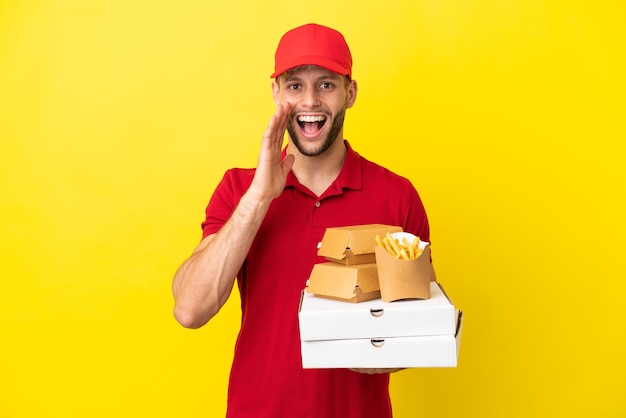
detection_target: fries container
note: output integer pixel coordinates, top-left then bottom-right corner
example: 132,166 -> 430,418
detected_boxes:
317,224 -> 403,265
375,235 -> 435,302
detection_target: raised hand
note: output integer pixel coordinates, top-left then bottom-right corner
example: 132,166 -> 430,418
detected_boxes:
248,102 -> 295,202
172,102 -> 296,329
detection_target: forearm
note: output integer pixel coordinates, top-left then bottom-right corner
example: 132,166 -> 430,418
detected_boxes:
173,103 -> 293,328
172,190 -> 272,328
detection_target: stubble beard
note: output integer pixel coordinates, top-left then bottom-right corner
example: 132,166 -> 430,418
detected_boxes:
287,107 -> 347,157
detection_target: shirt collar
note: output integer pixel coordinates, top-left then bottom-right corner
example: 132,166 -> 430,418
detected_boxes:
283,140 -> 362,191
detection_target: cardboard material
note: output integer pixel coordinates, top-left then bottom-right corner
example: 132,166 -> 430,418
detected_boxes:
299,281 -> 456,341
300,311 -> 463,368
375,241 -> 436,302
317,224 -> 403,265
306,262 -> 380,303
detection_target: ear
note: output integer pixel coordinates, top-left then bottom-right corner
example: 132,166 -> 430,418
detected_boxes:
346,79 -> 358,109
271,80 -> 280,106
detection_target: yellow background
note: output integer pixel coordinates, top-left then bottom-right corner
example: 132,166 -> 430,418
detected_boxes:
1,1 -> 624,417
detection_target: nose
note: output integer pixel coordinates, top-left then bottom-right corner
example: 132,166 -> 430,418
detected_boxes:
302,88 -> 320,108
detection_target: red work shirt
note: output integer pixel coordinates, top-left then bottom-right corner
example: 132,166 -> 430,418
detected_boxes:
201,141 -> 430,418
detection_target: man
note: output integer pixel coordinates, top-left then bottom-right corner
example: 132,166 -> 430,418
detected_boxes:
172,23 -> 430,417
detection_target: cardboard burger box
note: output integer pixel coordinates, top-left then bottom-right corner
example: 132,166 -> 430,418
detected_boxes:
306,262 -> 380,303
317,224 -> 403,265
298,281 -> 463,368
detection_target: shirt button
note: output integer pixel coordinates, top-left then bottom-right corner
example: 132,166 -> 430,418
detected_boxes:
315,201 -> 321,208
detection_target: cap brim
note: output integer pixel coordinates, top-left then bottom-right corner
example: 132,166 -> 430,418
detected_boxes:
271,55 -> 350,78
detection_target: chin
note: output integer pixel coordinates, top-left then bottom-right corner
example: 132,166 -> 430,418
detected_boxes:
292,135 -> 338,157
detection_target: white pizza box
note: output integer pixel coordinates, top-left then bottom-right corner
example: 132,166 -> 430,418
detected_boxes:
298,281 -> 457,342
300,311 -> 463,369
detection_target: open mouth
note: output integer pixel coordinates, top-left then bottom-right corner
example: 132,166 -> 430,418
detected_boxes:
297,114 -> 327,136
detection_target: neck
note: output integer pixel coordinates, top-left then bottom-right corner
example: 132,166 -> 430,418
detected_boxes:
288,139 -> 347,197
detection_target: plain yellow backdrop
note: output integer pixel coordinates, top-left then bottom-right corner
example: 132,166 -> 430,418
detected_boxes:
1,1 -> 624,417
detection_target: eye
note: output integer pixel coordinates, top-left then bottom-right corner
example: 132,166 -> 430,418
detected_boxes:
319,82 -> 334,90
287,83 -> 300,91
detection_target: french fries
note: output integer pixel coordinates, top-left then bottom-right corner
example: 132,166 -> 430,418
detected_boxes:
376,233 -> 423,260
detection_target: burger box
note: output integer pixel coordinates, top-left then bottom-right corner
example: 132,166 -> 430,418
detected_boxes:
317,224 -> 403,265
298,281 -> 463,368
306,262 -> 381,303
300,281 -> 456,340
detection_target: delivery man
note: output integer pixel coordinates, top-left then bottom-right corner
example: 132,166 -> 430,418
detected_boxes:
172,23 -> 430,418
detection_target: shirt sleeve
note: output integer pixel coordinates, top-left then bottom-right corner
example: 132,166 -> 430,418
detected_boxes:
401,182 -> 431,247
200,168 -> 254,239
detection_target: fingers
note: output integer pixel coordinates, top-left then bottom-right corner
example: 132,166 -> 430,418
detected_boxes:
266,102 -> 291,147
274,102 -> 290,133
249,103 -> 294,201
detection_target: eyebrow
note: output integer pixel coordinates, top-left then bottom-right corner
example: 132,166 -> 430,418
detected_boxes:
283,71 -> 341,83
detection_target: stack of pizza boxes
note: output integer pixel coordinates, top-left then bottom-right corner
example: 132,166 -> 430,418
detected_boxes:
299,224 -> 463,369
